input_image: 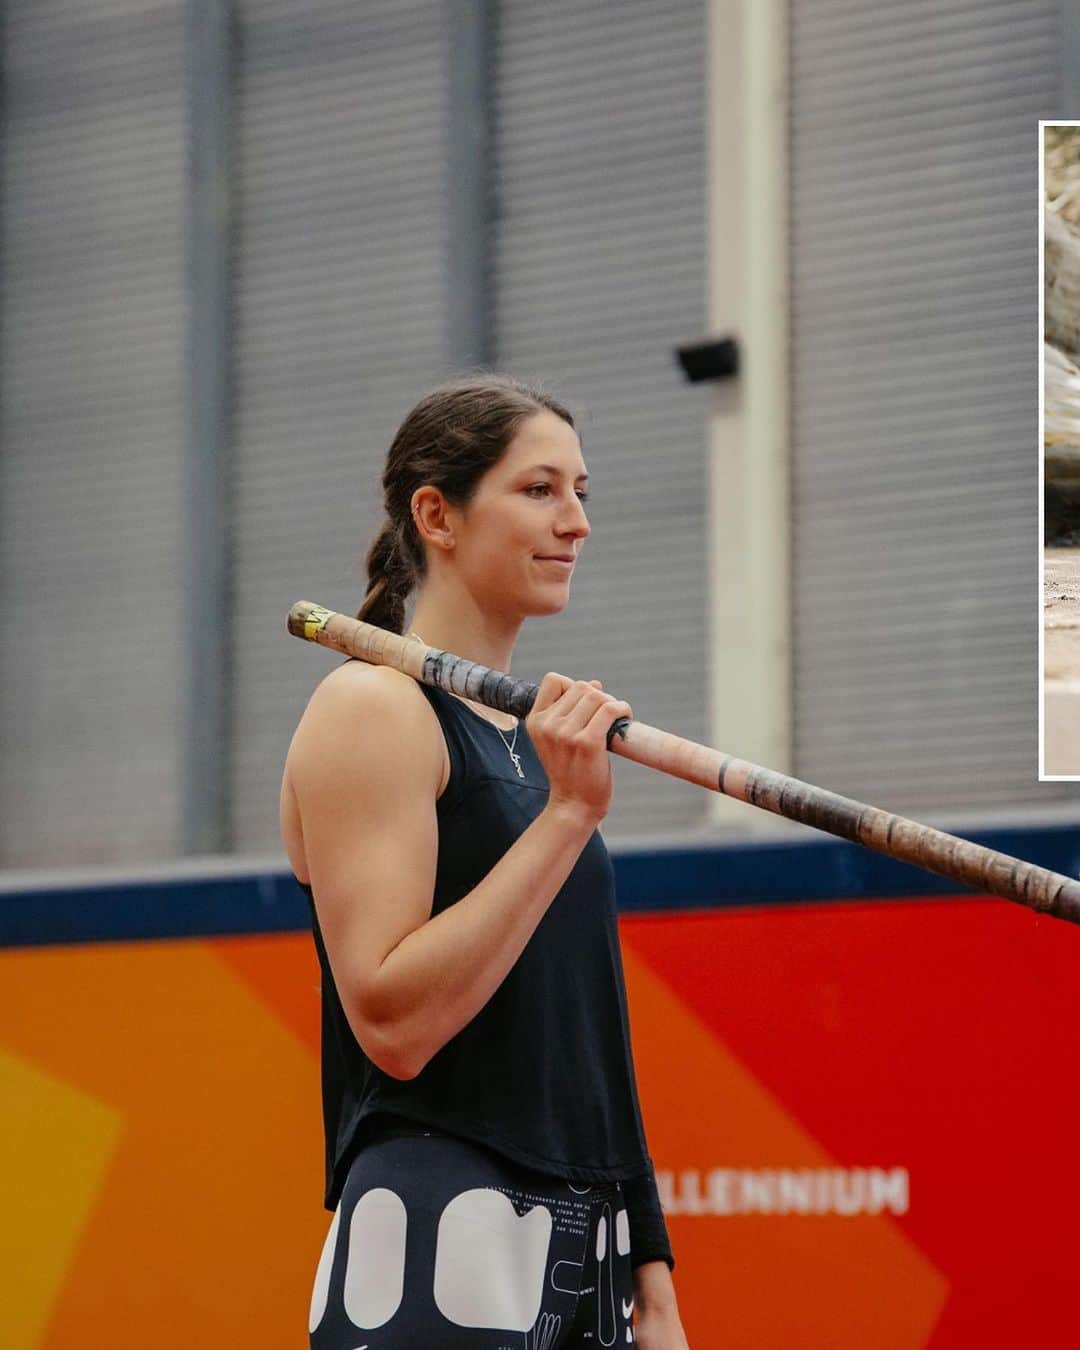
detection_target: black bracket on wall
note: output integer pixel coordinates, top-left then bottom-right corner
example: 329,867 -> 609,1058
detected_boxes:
674,336 -> 740,383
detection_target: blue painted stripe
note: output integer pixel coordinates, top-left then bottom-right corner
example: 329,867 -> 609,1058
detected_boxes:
613,823 -> 1080,911
1,821 -> 1077,947
0,870 -> 309,949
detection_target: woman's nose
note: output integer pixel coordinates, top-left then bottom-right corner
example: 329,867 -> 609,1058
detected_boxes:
561,496 -> 590,539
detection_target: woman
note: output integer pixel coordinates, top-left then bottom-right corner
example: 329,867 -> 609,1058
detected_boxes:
280,374 -> 689,1349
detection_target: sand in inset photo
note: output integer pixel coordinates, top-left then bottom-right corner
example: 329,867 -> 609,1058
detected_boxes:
1044,548 -> 1080,773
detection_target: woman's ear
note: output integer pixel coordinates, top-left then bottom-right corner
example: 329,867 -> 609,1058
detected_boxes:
411,485 -> 455,552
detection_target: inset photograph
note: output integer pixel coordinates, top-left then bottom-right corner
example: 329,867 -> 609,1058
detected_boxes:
1043,123 -> 1080,776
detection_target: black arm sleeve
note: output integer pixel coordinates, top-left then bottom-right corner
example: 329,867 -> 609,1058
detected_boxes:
622,1159 -> 674,1272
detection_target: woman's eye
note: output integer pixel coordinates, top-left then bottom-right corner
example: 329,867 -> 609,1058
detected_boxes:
525,484 -> 590,502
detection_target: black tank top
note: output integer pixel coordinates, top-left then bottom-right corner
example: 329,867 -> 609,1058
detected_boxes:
298,678 -> 657,1211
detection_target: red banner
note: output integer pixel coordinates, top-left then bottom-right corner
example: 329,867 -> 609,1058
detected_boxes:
620,896 -> 1080,1346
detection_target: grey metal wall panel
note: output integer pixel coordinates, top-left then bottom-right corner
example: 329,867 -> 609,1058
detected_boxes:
790,0 -> 1073,812
0,1 -> 187,867
491,1 -> 709,842
230,0 -> 450,850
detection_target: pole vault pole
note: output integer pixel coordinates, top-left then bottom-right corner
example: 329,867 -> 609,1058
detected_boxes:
287,601 -> 1080,926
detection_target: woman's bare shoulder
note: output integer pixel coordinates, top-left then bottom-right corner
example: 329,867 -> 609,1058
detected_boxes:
316,657 -> 419,700
285,659 -> 447,794
292,659 -> 429,742
281,660 -> 446,884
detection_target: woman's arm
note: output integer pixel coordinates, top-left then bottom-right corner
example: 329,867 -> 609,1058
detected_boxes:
628,1175 -> 689,1349
370,799 -> 600,1077
289,661 -> 616,1079
624,1164 -> 674,1272
633,1260 -> 690,1350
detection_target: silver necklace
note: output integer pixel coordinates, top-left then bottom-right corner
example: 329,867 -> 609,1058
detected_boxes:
493,718 -> 526,779
408,631 -> 525,779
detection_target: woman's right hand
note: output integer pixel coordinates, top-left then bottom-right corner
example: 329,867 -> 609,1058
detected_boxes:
526,673 -> 633,825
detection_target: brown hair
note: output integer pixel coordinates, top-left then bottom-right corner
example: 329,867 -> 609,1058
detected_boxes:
356,373 -> 576,633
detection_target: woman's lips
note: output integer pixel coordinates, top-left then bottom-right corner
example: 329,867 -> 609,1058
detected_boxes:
535,556 -> 575,570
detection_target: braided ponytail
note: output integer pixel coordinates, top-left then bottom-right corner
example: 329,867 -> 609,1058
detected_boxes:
356,520 -> 412,633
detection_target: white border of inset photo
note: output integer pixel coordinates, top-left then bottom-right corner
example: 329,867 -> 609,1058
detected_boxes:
1041,119 -> 1080,780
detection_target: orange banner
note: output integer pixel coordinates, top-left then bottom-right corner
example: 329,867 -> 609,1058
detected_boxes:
2,894 -> 1077,1346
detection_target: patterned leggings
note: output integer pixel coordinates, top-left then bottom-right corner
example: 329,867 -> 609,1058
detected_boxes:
308,1120 -> 636,1348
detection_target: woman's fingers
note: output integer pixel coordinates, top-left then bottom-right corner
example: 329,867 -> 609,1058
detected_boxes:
531,671 -> 575,715
531,675 -> 629,733
584,696 -> 632,735
561,685 -> 631,736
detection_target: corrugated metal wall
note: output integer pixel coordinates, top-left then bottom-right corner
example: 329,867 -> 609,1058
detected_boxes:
12,0 -> 1066,864
230,0 -> 451,849
0,1 -> 188,867
790,0 -> 1078,812
0,0 -> 708,864
491,0 -> 710,842
230,0 -> 709,850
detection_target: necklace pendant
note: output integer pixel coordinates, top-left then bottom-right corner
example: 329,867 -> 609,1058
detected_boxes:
509,750 -> 525,779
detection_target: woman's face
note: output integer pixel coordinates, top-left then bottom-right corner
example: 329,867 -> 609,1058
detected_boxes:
454,409 -> 591,619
